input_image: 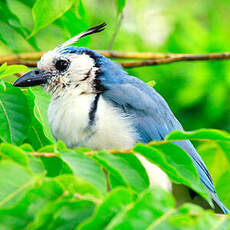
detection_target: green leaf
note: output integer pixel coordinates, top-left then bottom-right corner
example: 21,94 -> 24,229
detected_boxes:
115,0 -> 126,15
60,150 -> 107,195
27,154 -> 46,174
197,142 -> 230,208
0,83 -> 30,145
23,88 -> 52,149
148,203 -> 218,230
0,178 -> 64,230
166,130 -> 230,197
134,143 -> 211,203
57,174 -> 102,199
0,64 -> 28,78
0,143 -> 28,167
56,1 -> 89,47
41,156 -> 65,177
19,0 -> 34,7
29,200 -> 95,230
31,0 -> 76,37
38,140 -> 67,153
19,142 -> 45,175
166,129 -> 230,142
20,143 -> 34,152
0,1 -> 38,50
79,188 -> 134,230
49,200 -> 95,230
146,80 -> 156,88
1,176 -> 96,230
93,153 -> 128,189
28,87 -> 55,143
93,152 -> 149,192
0,21 -> 18,51
0,160 -> 36,207
0,63 -> 7,74
25,118 -> 52,150
106,188 -> 175,229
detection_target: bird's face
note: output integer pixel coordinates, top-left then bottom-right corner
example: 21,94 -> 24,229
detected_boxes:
14,47 -> 102,97
13,23 -> 107,97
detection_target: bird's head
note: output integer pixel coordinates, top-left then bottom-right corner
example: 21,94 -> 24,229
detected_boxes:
14,23 -> 110,97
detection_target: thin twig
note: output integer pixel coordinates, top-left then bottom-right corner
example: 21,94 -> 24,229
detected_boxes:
108,12 -> 124,50
99,50 -> 173,59
0,50 -> 173,62
30,140 -> 167,158
120,52 -> 230,68
0,52 -> 45,62
1,52 -> 230,68
29,137 -> 222,158
32,152 -> 57,157
74,192 -> 101,204
1,61 -> 37,67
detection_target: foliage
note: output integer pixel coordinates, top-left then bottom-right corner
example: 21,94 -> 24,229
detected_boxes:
0,79 -> 229,228
0,0 -> 230,229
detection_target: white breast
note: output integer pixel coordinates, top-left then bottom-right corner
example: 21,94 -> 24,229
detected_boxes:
48,91 -> 171,192
48,92 -> 138,149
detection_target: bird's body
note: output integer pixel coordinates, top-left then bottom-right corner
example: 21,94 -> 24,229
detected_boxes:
13,24 -> 229,213
43,46 -> 182,148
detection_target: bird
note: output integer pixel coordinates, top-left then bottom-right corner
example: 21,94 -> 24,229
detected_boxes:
14,23 -> 229,214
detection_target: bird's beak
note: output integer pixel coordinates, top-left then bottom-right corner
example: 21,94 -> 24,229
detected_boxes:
13,69 -> 51,87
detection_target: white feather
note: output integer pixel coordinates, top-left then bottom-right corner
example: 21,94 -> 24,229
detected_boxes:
136,155 -> 172,191
48,92 -> 137,149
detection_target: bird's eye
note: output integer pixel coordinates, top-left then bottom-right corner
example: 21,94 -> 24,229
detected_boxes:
55,59 -> 69,72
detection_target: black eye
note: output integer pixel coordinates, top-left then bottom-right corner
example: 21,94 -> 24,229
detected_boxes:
55,59 -> 69,72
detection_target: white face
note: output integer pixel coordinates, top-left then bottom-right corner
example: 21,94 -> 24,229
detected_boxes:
37,49 -> 98,97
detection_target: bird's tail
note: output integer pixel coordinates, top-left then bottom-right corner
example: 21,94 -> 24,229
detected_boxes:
175,140 -> 229,214
212,193 -> 230,214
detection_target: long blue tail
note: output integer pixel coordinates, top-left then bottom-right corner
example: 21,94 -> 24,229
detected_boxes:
175,140 -> 229,214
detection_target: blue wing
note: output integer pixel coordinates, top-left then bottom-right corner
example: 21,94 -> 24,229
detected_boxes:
100,63 -> 229,213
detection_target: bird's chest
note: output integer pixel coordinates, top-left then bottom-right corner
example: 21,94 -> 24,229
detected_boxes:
48,93 -> 137,149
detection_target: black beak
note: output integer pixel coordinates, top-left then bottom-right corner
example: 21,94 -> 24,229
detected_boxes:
13,69 -> 51,87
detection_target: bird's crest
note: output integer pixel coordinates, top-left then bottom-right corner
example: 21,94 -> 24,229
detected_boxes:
57,23 -> 106,49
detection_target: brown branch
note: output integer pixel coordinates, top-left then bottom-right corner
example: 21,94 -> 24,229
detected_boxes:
31,149 -> 133,158
30,140 -> 168,158
74,192 -> 101,203
0,52 -> 45,62
32,152 -> 57,157
108,12 -> 124,50
1,51 -> 230,68
0,50 -> 174,62
30,137 -> 229,158
1,61 -> 37,67
120,52 -> 230,68
99,50 -> 174,59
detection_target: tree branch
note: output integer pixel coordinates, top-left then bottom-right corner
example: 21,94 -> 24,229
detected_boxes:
32,152 -> 57,157
1,51 -> 230,68
0,52 -> 45,62
120,52 -> 230,67
108,12 -> 124,50
30,140 -> 167,158
0,50 -> 174,62
3,61 -> 37,67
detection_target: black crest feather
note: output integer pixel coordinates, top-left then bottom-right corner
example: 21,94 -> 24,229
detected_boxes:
80,23 -> 106,39
59,23 -> 106,48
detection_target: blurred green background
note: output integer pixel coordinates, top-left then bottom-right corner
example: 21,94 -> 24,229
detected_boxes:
1,0 -> 230,206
